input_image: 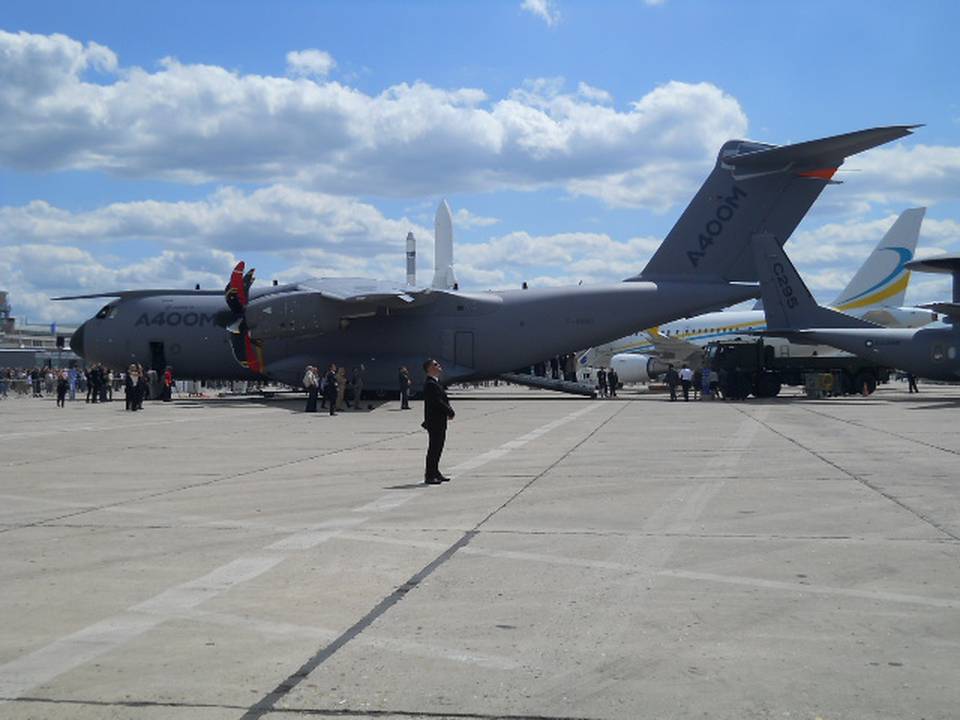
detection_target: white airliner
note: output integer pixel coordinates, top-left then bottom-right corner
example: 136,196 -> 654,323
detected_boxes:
582,208 -> 935,382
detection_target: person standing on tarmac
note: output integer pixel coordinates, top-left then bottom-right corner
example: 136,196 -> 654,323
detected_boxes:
162,366 -> 174,402
336,366 -> 348,411
907,372 -> 919,393
398,366 -> 411,409
352,364 -> 365,410
597,367 -> 608,398
124,365 -> 136,411
303,365 -> 319,412
422,358 -> 455,485
55,370 -> 68,408
135,364 -> 148,410
665,364 -> 679,401
323,364 -> 339,416
607,367 -> 619,398
679,364 -> 693,401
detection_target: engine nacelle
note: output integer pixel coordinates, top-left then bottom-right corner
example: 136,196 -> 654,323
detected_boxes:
245,291 -> 342,339
610,353 -> 666,384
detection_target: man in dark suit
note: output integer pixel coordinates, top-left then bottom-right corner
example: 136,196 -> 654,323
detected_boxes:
398,366 -> 411,409
422,358 -> 455,485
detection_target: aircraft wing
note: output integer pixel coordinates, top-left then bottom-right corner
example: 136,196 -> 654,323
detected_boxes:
644,328 -> 702,363
293,278 -> 444,307
918,302 -> 960,321
241,279 -> 455,340
52,289 -> 225,301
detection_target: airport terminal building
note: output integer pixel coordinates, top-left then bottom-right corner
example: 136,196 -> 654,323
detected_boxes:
0,290 -> 81,368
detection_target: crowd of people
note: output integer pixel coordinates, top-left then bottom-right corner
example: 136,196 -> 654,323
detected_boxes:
0,363 -> 178,408
301,363 -> 373,415
663,363 -> 722,401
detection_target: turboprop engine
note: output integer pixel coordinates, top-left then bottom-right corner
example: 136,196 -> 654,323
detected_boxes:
610,353 -> 668,384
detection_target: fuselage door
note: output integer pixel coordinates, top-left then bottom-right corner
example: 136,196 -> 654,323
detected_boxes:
149,341 -> 166,372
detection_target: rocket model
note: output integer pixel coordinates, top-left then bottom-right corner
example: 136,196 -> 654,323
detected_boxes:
405,231 -> 416,286
431,199 -> 458,290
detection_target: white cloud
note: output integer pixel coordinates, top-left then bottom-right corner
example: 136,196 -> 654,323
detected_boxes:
456,230 -> 662,288
577,81 -> 612,104
521,0 -> 560,27
0,30 -> 747,209
286,49 -> 336,77
0,185 -> 431,255
845,144 -> 960,207
453,208 -> 499,228
787,212 -> 960,267
0,245 -> 239,323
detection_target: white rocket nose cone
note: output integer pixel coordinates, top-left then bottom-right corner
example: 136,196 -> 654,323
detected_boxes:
433,199 -> 455,289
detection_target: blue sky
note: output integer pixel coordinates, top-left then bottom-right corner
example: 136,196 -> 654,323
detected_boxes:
2,0 -> 959,322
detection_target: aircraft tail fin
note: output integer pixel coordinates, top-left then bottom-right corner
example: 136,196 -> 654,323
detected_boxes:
831,207 -> 925,310
637,125 -> 920,283
753,234 -> 875,331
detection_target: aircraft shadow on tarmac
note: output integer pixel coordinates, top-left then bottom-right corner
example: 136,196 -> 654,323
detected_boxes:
446,394 -> 592,402
169,395 -> 391,414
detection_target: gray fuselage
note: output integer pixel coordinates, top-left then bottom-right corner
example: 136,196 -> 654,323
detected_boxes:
72,280 -> 757,390
800,323 -> 960,381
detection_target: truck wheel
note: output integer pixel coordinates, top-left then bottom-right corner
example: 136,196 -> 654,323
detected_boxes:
854,371 -> 877,395
754,372 -> 782,398
729,374 -> 752,400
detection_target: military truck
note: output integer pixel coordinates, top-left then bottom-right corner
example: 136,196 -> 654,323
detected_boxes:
702,339 -> 891,400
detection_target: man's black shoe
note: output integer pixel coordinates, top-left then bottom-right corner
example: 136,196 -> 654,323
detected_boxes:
438,475 -> 451,482
424,477 -> 442,485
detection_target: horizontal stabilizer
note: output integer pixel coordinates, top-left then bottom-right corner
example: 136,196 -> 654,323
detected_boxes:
906,253 -> 960,275
919,302 -> 960,321
638,124 -> 918,283
724,125 -> 920,172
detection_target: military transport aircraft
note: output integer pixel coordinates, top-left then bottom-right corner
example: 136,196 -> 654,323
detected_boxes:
754,235 -> 960,384
62,125 -> 917,392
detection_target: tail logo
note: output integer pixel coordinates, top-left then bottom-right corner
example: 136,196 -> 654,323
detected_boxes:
687,186 -> 748,268
773,262 -> 800,309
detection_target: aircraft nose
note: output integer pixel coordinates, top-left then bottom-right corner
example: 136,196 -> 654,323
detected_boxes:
70,322 -> 86,357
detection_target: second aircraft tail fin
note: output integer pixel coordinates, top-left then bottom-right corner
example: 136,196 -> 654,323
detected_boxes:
831,207 -> 925,311
753,234 -> 876,331
637,125 -> 919,283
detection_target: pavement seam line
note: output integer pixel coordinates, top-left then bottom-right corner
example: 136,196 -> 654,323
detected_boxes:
796,403 -> 960,457
730,404 -> 960,542
0,695 -> 603,719
239,401 -> 621,720
0,400 -> 588,706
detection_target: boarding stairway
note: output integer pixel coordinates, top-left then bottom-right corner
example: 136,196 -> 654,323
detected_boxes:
498,372 -> 597,397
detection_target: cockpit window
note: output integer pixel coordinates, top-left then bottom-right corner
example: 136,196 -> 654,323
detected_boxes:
95,303 -> 117,319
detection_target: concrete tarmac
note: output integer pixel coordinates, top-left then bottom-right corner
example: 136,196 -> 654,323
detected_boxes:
0,384 -> 958,719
